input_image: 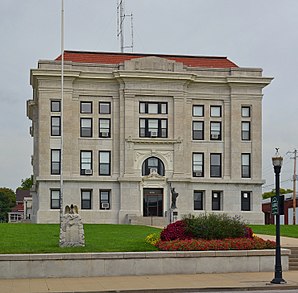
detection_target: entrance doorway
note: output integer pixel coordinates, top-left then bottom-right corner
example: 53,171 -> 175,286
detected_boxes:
143,188 -> 163,217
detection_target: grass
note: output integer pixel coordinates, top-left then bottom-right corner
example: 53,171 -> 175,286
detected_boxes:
1,223 -> 297,254
250,225 -> 298,238
0,224 -> 161,254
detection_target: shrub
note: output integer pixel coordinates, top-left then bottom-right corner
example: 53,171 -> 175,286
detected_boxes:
155,237 -> 276,251
183,213 -> 247,240
145,233 -> 160,246
160,220 -> 193,241
244,226 -> 253,238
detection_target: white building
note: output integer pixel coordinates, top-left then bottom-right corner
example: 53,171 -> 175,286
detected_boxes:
27,51 -> 272,225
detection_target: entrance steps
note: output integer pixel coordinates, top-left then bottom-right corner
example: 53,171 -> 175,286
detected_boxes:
127,214 -> 167,227
287,247 -> 298,270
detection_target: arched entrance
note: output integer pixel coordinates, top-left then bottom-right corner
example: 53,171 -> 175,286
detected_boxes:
142,157 -> 165,217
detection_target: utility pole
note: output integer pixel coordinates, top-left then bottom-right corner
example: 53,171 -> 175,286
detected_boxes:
293,149 -> 297,225
288,149 -> 297,225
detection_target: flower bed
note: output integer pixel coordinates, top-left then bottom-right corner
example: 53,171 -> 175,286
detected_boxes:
146,214 -> 276,251
156,236 -> 276,251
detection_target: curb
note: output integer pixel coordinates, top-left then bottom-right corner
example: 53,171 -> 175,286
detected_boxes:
54,285 -> 298,293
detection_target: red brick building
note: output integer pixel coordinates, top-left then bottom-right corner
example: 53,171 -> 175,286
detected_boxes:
262,193 -> 298,225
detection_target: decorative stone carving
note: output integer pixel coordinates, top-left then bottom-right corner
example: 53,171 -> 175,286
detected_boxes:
124,56 -> 184,72
141,169 -> 166,183
59,204 -> 85,247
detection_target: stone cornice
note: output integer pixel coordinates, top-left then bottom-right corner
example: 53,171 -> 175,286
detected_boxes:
36,176 -> 265,185
227,76 -> 273,88
126,137 -> 182,145
30,69 -> 114,88
31,68 -> 273,90
113,70 -> 196,82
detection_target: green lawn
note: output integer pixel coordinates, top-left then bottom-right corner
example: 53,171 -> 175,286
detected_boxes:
250,225 -> 298,238
0,224 -> 161,254
1,223 -> 297,254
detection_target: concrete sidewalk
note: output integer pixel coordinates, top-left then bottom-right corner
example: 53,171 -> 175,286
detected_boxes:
256,234 -> 298,247
1,271 -> 298,293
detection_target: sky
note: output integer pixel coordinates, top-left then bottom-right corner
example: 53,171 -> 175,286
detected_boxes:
0,0 -> 297,192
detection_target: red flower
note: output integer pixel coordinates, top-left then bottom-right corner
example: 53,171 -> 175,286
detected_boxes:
155,237 -> 276,251
160,220 -> 193,241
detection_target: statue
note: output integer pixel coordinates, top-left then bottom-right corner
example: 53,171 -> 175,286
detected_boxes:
59,203 -> 85,247
65,204 -> 78,214
171,187 -> 179,209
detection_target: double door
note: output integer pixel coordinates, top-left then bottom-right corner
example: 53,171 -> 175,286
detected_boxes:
143,188 -> 163,217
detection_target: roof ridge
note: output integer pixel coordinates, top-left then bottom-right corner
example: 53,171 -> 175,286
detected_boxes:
54,50 -> 238,68
61,50 -> 230,60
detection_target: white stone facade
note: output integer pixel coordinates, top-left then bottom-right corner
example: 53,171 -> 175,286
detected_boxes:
27,51 -> 272,224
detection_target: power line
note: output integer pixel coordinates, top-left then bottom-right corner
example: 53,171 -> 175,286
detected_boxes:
262,178 -> 292,190
262,152 -> 291,176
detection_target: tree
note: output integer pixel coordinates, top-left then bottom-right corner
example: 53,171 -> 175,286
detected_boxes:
262,188 -> 293,199
0,188 -> 16,222
17,176 -> 33,190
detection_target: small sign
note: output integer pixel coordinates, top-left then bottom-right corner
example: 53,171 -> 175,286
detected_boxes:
271,196 -> 279,215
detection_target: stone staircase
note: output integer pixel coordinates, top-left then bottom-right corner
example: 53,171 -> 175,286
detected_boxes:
126,214 -> 168,227
287,247 -> 298,270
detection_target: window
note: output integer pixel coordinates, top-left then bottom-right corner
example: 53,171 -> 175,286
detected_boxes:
212,191 -> 221,210
80,151 -> 92,175
193,121 -> 204,140
99,151 -> 111,175
241,122 -> 251,140
80,101 -> 92,114
142,157 -> 165,176
80,118 -> 92,137
51,149 -> 61,175
193,153 -> 204,177
139,102 -> 167,114
242,106 -> 251,117
99,118 -> 111,138
50,189 -> 60,209
100,190 -> 111,210
241,191 -> 251,211
193,105 -> 204,117
210,153 -> 221,177
210,122 -> 221,140
99,102 -> 111,114
51,116 -> 61,136
194,191 -> 204,210
241,153 -> 251,178
51,100 -> 61,112
210,106 -> 222,117
139,118 -> 167,138
81,190 -> 92,209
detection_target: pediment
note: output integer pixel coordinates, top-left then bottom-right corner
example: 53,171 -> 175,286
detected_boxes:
124,56 -> 184,72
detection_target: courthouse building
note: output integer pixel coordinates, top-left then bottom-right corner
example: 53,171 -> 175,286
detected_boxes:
27,51 -> 272,225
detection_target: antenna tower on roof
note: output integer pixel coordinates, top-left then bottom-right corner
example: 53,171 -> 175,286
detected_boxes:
117,0 -> 134,53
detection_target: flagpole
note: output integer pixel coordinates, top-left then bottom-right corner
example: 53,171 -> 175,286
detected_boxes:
59,0 -> 64,228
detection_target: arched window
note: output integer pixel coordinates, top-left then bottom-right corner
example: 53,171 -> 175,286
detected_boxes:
142,157 -> 165,176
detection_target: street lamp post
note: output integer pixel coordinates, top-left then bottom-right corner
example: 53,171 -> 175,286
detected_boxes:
271,148 -> 286,284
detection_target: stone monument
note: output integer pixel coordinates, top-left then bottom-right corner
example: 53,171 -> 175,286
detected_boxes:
59,204 -> 85,247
